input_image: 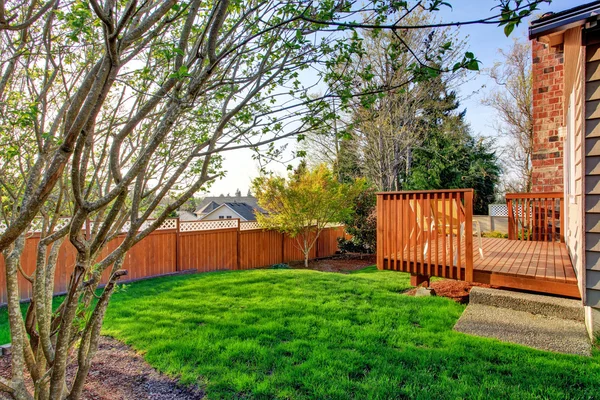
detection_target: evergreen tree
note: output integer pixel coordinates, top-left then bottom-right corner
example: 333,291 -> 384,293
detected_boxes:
404,88 -> 500,214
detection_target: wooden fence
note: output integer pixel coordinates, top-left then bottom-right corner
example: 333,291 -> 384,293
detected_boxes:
0,219 -> 346,303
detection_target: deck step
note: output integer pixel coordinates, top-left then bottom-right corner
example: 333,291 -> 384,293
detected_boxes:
469,287 -> 584,322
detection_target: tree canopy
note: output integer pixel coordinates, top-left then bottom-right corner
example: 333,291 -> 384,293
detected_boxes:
253,163 -> 365,267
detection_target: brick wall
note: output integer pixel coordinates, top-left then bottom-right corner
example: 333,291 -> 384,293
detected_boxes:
531,40 -> 565,192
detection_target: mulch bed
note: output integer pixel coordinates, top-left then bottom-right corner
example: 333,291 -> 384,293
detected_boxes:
0,337 -> 203,400
406,280 -> 494,303
289,254 -> 376,273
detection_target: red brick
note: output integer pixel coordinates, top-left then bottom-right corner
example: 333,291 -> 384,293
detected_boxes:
531,40 -> 564,192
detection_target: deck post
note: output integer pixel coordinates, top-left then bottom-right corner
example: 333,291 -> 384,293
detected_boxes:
507,198 -> 515,240
464,190 -> 474,282
410,273 -> 430,287
560,196 -> 565,242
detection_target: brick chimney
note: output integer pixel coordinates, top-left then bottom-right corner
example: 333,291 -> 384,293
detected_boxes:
531,40 -> 565,192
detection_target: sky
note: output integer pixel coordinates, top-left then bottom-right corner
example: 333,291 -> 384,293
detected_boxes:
206,0 -> 589,197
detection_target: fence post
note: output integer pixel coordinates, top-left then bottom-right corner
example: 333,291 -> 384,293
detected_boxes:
316,228 -> 322,259
175,218 -> 180,272
236,219 -> 241,270
376,194 -> 383,270
464,190 -> 474,282
281,232 -> 286,263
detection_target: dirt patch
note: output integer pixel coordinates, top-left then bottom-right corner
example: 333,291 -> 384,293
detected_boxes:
289,254 -> 376,273
0,336 -> 203,400
406,280 -> 494,303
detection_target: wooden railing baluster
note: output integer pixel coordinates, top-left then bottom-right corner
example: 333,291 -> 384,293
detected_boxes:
441,192 -> 447,278
376,189 -> 475,282
505,192 -> 564,243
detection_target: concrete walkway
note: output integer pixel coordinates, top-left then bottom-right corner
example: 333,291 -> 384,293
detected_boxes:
454,287 -> 591,356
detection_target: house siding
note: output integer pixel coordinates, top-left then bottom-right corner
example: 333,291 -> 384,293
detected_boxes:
201,206 -> 246,221
585,31 -> 600,329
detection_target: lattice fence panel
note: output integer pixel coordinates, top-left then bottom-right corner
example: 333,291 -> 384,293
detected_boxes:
240,221 -> 262,231
157,218 -> 178,230
180,219 -> 239,232
490,203 -> 533,217
488,204 -> 508,217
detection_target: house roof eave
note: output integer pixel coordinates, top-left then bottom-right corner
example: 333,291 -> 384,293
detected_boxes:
529,1 -> 600,40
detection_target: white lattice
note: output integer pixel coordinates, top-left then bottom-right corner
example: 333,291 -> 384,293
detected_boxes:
28,218 -> 72,233
30,219 -> 43,232
157,218 -> 177,230
488,204 -> 508,217
180,219 -> 239,232
489,203 -> 534,218
119,218 -> 178,233
240,221 -> 261,231
0,217 -> 178,235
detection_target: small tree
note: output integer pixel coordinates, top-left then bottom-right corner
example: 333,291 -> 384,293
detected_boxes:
253,164 -> 364,268
338,186 -> 377,254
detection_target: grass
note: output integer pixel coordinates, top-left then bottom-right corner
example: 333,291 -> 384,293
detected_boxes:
2,267 -> 600,399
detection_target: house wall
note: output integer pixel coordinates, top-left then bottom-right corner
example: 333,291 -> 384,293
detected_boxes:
563,28 -> 585,300
201,206 -> 246,221
531,40 -> 565,192
531,27 -> 600,337
584,31 -> 600,336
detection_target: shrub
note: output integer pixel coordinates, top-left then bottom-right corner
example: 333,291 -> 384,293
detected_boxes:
339,187 -> 376,254
482,230 -> 508,239
270,263 -> 291,269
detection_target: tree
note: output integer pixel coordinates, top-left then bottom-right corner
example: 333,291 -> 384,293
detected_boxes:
0,1 -> 547,398
483,39 -> 533,193
338,186 -> 377,254
253,163 -> 364,268
345,11 -> 471,191
405,89 -> 501,214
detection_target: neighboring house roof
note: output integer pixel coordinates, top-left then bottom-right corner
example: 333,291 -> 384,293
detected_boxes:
223,202 -> 259,221
195,195 -> 264,215
195,200 -> 221,216
177,210 -> 201,221
529,1 -> 600,39
200,202 -> 260,221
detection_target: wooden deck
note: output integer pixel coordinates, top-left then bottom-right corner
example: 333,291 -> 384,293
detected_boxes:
472,238 -> 578,298
382,237 -> 579,298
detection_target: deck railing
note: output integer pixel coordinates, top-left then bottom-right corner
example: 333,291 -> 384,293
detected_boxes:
506,192 -> 564,242
377,189 -> 474,281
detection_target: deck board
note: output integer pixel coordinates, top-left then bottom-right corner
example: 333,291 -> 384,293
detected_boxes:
475,238 -> 576,283
382,237 -> 578,285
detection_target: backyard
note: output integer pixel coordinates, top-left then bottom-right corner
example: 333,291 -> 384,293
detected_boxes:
1,266 -> 598,399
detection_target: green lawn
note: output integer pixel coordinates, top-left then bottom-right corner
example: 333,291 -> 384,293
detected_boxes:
2,267 -> 600,399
